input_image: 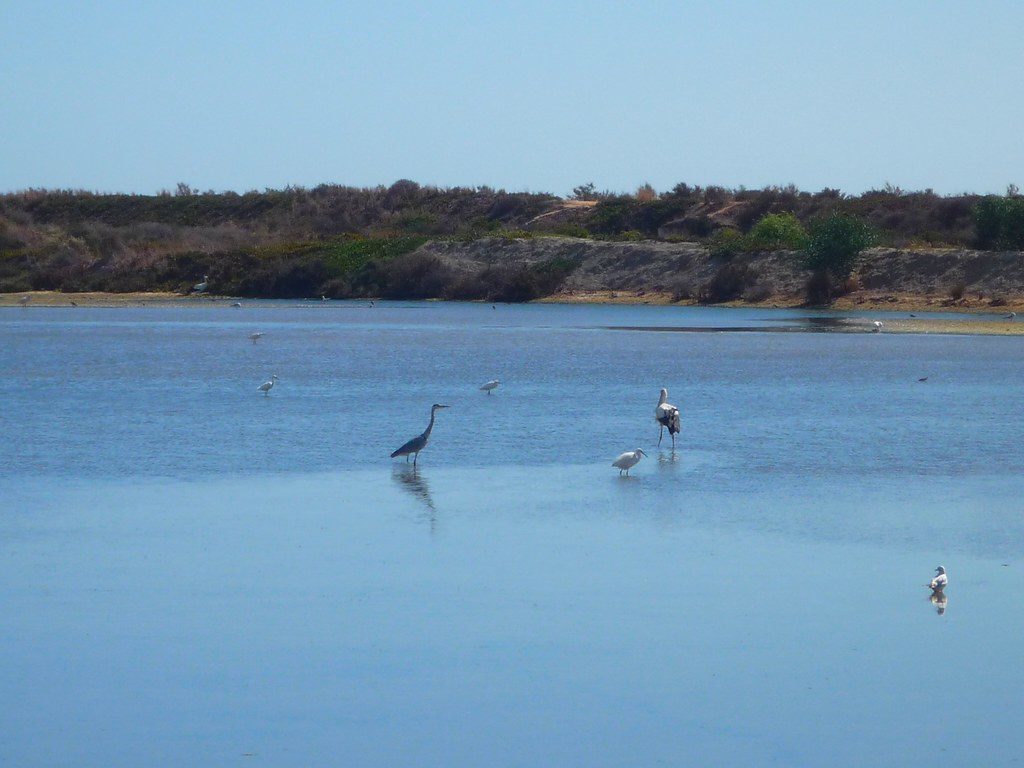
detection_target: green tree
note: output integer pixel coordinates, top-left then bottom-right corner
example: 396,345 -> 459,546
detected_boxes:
974,196 -> 1024,249
803,213 -> 874,280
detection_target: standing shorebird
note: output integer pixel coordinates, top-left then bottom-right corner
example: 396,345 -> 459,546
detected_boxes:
391,404 -> 450,465
655,388 -> 681,448
929,566 -> 948,592
1006,312 -> 1016,321
18,295 -> 30,307
192,275 -> 209,294
257,374 -> 278,396
480,379 -> 500,395
612,449 -> 646,476
872,321 -> 883,332
249,332 -> 265,344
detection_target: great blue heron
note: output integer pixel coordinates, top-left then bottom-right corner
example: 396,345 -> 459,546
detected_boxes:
249,332 -> 265,344
480,379 -> 500,394
929,566 -> 947,592
655,388 -> 681,448
391,404 -> 449,465
257,374 -> 278,396
613,449 -> 646,475
192,275 -> 209,293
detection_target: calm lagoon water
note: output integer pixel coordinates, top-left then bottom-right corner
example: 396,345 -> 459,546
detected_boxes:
2,301 -> 1024,766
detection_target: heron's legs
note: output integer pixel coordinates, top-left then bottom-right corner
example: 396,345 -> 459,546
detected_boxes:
658,426 -> 663,446
413,452 -> 419,466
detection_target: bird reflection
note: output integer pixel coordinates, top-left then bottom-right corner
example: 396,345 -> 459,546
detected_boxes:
392,465 -> 437,532
930,591 -> 948,616
657,449 -> 680,466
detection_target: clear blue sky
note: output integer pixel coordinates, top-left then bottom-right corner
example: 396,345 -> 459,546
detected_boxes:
3,0 -> 1022,196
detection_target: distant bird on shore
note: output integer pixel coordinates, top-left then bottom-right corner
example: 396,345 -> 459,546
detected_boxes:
231,302 -> 242,308
369,300 -> 375,307
613,448 -> 646,476
249,332 -> 265,344
321,295 -> 328,301
872,321 -> 883,332
257,374 -> 278,396
1006,312 -> 1016,321
655,388 -> 681,448
918,376 -> 929,382
391,404 -> 449,465
192,275 -> 209,294
909,313 -> 917,318
18,295 -> 29,306
929,566 -> 948,592
480,379 -> 500,394
70,300 -> 78,307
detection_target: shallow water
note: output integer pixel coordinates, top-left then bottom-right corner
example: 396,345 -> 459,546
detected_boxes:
2,302 -> 1023,766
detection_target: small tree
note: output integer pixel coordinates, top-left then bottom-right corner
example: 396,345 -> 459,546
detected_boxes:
801,213 -> 874,303
974,196 -> 1024,249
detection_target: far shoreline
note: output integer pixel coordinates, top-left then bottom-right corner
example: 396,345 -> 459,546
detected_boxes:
4,290 -> 1024,336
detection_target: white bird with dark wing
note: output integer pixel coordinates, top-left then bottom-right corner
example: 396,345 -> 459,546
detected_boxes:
192,275 -> 209,293
655,388 -> 681,448
1006,312 -> 1016,321
929,566 -> 947,592
257,374 -> 278,396
872,321 -> 883,332
480,379 -> 500,394
612,448 -> 646,476
249,332 -> 265,344
391,404 -> 449,465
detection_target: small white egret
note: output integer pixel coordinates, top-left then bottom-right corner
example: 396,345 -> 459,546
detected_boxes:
192,275 -> 209,293
612,448 -> 646,476
929,565 -> 947,592
249,332 -> 265,344
872,321 -> 883,332
390,404 -> 450,465
655,388 -> 681,448
258,374 -> 278,396
480,379 -> 500,394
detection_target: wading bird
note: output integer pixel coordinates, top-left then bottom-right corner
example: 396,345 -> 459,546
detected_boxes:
231,302 -> 242,308
1006,312 -> 1016,321
391,404 -> 449,465
612,448 -> 646,476
192,275 -> 209,294
258,374 -> 278,396
872,321 -> 883,332
655,388 -> 681,448
480,379 -> 500,394
929,566 -> 947,592
18,295 -> 29,306
249,332 -> 265,344
918,376 -> 928,382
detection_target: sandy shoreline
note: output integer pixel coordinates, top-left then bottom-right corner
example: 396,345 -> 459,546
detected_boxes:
4,290 -> 1024,335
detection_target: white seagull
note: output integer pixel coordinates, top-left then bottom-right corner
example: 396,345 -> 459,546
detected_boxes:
655,388 -> 681,448
231,302 -> 242,308
192,275 -> 209,293
872,321 -> 883,332
249,332 -> 265,344
929,566 -> 948,592
612,448 -> 646,476
258,374 -> 278,396
480,379 -> 500,394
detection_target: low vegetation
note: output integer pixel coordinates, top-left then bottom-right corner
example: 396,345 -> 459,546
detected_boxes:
1,181 -> 1021,302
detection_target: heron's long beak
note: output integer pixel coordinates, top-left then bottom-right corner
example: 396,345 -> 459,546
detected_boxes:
439,405 -> 451,409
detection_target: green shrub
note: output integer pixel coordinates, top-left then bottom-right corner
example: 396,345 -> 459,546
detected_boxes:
974,196 -> 1024,249
699,262 -> 756,303
709,228 -> 744,259
745,212 -> 807,251
802,213 -> 874,281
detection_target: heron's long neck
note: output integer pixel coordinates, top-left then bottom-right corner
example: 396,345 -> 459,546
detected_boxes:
423,408 -> 437,437
658,391 -> 667,406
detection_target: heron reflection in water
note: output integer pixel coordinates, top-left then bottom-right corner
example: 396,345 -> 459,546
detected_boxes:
930,591 -> 948,615
393,465 -> 438,532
